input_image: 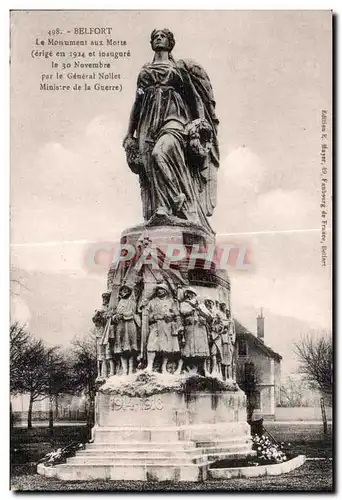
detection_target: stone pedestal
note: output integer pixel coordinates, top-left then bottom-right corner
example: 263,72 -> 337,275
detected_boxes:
107,218 -> 231,314
38,374 -> 255,482
37,219 -> 251,482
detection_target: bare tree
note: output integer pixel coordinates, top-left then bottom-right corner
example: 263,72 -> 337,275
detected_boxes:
280,376 -> 311,408
10,323 -> 29,393
294,332 -> 332,434
11,332 -> 67,429
69,332 -> 97,434
45,350 -> 71,434
10,268 -> 29,297
18,339 -> 54,428
10,322 -> 75,431
10,322 -> 30,429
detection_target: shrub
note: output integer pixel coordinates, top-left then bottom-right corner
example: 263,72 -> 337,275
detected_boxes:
38,442 -> 85,467
252,434 -> 288,464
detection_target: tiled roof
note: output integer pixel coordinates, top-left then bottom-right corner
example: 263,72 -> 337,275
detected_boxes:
234,319 -> 282,361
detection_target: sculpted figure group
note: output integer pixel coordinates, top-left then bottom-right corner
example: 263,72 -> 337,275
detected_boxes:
93,283 -> 236,382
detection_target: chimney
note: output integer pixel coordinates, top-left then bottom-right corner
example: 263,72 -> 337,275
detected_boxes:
257,308 -> 264,342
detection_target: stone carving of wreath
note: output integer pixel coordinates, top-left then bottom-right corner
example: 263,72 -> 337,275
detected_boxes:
123,137 -> 144,175
186,118 -> 213,161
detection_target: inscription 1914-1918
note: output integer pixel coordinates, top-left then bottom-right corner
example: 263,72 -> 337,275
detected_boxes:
110,395 -> 164,412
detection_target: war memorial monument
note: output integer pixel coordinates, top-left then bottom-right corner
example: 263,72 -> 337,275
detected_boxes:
38,28 -> 255,483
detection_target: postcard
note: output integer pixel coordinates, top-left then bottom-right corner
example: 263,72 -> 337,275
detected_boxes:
10,10 -> 333,492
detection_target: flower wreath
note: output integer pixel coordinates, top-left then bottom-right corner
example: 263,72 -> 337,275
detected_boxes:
186,118 -> 213,159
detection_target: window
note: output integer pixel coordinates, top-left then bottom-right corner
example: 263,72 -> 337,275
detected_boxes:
238,339 -> 248,356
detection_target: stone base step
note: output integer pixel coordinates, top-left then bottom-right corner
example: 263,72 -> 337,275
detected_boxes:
67,456 -> 208,466
86,440 -> 197,450
92,423 -> 251,444
83,441 -> 251,456
196,438 -> 252,448
87,437 -> 251,450
93,429 -> 184,443
78,451 -> 195,459
67,449 -> 254,467
38,462 -> 210,482
68,444 -> 254,467
207,450 -> 257,461
74,437 -> 254,468
198,444 -> 253,456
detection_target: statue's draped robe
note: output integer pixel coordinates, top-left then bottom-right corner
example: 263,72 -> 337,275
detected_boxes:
134,59 -> 219,231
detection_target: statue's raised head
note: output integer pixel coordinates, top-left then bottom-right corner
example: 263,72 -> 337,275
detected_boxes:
119,284 -> 132,298
101,291 -> 111,306
184,287 -> 197,300
150,29 -> 175,53
204,298 -> 214,310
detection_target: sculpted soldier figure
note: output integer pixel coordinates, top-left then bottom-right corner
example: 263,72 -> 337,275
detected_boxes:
142,283 -> 182,373
179,288 -> 210,376
227,307 -> 237,380
123,29 -> 219,232
112,284 -> 140,376
204,298 -> 222,378
92,291 -> 112,380
101,319 -> 116,378
219,303 -> 236,380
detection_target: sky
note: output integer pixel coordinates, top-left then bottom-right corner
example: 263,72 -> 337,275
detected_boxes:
10,10 -> 332,374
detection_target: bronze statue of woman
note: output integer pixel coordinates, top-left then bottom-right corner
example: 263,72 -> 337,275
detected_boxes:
123,29 -> 219,233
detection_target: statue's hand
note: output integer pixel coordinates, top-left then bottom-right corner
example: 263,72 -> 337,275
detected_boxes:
123,133 -> 133,149
113,313 -> 122,323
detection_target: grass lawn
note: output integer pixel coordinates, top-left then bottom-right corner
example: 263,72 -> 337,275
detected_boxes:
11,424 -> 90,465
266,423 -> 333,459
10,422 -> 333,492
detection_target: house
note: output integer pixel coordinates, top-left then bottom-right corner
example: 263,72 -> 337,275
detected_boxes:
235,310 -> 282,420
